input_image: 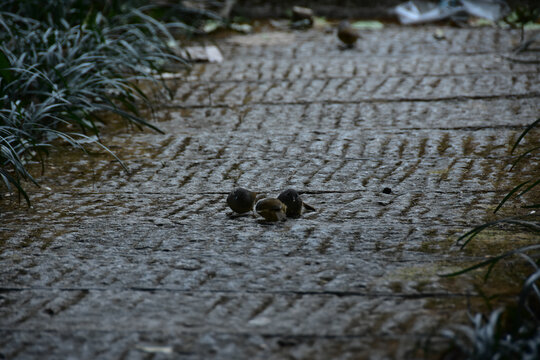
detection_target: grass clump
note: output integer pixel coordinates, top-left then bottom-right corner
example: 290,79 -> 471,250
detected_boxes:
0,0 -> 216,204
440,118 -> 540,359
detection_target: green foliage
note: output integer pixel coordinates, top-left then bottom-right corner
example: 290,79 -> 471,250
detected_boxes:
442,300 -> 540,360
0,0 -> 207,204
447,117 -> 539,255
440,118 -> 540,358
504,5 -> 540,43
504,5 -> 540,29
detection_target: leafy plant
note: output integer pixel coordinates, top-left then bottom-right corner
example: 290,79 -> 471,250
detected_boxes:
504,5 -> 540,43
0,1 -> 219,204
440,118 -> 540,358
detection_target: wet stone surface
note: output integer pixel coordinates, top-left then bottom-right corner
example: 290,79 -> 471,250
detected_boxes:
1,25 -> 539,358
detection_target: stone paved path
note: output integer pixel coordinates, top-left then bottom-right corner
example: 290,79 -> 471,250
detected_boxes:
1,24 -> 539,359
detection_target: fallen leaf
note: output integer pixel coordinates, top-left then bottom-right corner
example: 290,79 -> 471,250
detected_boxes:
230,23 -> 253,33
351,20 -> 384,30
136,345 -> 173,354
184,46 -> 224,63
227,32 -> 295,46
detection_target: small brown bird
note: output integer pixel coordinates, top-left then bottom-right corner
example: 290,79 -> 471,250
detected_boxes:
255,198 -> 287,222
278,188 -> 316,218
337,21 -> 360,48
291,6 -> 314,28
227,187 -> 257,214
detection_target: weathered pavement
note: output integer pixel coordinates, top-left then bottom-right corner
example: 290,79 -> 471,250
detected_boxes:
1,24 -> 539,359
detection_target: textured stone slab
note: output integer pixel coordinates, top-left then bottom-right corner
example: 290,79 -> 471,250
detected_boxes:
221,27 -> 522,57
191,54 -> 540,82
173,73 -> 540,106
0,329 -> 445,360
12,126 -> 535,198
157,98 -> 539,130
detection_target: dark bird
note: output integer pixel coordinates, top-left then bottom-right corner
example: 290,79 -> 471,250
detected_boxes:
255,198 -> 287,222
291,6 -> 314,28
337,21 -> 360,48
278,188 -> 316,218
227,187 -> 257,214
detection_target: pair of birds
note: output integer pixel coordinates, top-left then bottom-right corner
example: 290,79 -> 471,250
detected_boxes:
227,187 -> 315,222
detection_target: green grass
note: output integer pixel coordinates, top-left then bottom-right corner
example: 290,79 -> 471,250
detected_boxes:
0,0 -> 219,204
440,118 -> 540,359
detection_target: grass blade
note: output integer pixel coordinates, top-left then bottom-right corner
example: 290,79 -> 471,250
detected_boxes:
510,145 -> 540,171
440,244 -> 540,279
511,117 -> 540,154
494,179 -> 531,213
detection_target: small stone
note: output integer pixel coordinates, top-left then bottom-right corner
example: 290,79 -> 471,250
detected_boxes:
248,317 -> 272,326
433,28 -> 446,40
382,187 -> 392,194
43,308 -> 55,316
277,338 -> 298,347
